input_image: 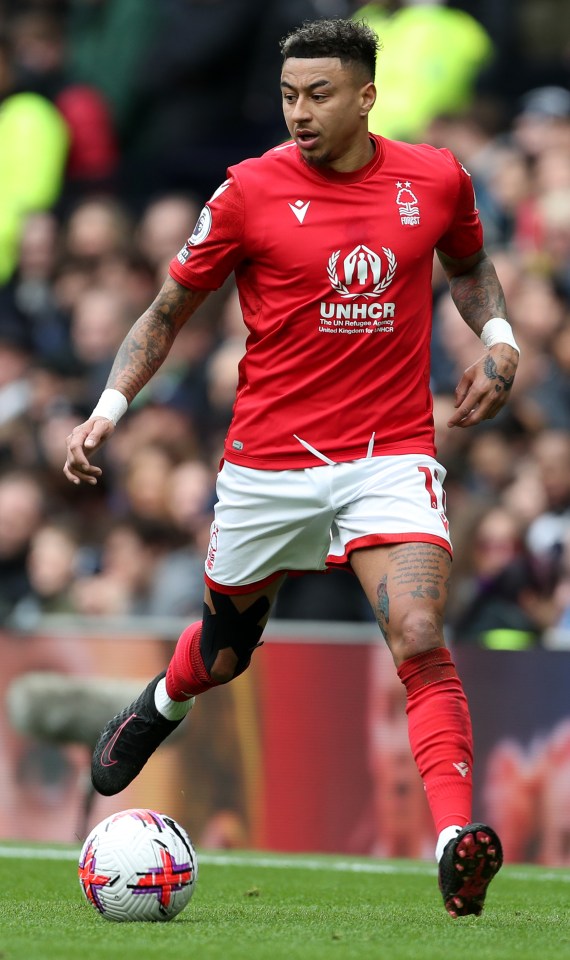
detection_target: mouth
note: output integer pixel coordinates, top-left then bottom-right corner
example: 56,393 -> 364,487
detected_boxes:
295,130 -> 320,150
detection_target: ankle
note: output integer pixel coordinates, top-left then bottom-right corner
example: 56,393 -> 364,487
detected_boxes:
154,677 -> 195,721
435,824 -> 462,862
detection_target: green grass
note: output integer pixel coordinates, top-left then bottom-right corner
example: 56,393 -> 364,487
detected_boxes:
1,844 -> 570,960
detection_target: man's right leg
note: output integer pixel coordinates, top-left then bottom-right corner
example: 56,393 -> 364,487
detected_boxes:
91,579 -> 284,796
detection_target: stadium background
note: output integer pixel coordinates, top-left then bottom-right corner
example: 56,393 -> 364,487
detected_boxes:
0,0 -> 569,865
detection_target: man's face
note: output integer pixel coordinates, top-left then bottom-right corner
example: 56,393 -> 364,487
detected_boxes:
280,57 -> 375,169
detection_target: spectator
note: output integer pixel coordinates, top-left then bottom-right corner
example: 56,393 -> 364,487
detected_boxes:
136,193 -> 201,280
62,196 -> 133,263
0,212 -> 73,366
9,517 -> 82,629
0,470 -> 45,624
69,286 -> 133,408
525,431 -> 570,589
450,505 -> 542,647
353,1 -> 494,142
71,515 -> 179,616
0,32 -> 68,283
148,458 -> 216,618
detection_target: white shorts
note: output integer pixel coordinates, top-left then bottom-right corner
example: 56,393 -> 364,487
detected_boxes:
204,454 -> 451,593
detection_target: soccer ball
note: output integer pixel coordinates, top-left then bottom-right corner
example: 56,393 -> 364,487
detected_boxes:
78,808 -> 198,922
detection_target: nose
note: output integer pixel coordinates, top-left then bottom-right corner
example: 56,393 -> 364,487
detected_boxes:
291,95 -> 311,124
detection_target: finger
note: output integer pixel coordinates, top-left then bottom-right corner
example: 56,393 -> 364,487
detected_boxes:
65,446 -> 93,472
448,386 -> 485,426
449,393 -> 504,427
454,376 -> 467,403
63,461 -> 102,485
84,429 -> 105,449
83,419 -> 113,449
454,373 -> 474,409
448,405 -> 478,428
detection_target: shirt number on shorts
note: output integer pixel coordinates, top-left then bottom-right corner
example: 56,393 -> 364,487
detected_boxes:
418,465 -> 448,530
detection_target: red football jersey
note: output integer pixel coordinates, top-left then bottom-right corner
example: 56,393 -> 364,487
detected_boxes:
169,133 -> 483,469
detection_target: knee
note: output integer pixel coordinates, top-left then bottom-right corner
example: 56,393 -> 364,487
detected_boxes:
207,648 -> 240,685
389,608 -> 444,664
201,591 -> 269,684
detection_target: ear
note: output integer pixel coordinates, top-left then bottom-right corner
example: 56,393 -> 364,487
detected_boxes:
360,81 -> 376,117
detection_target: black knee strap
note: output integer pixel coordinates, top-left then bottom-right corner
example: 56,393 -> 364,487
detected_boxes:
200,590 -> 270,677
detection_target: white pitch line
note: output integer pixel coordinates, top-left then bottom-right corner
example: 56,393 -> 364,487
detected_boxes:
0,845 -> 569,883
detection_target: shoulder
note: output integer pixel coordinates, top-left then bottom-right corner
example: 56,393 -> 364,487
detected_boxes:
229,141 -> 299,183
381,136 -> 461,175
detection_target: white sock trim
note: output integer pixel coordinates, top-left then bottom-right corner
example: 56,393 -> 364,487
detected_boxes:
154,677 -> 195,721
435,825 -> 462,862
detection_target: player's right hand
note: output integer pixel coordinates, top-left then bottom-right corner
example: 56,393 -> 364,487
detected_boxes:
63,417 -> 115,485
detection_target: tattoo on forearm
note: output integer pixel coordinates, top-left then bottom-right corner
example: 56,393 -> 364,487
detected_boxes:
106,280 -> 207,401
484,355 -> 514,392
448,258 -> 507,336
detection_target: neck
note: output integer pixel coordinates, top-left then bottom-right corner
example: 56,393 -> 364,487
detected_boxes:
324,135 -> 375,174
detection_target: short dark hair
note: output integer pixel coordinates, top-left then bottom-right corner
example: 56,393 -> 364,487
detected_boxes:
280,18 -> 379,82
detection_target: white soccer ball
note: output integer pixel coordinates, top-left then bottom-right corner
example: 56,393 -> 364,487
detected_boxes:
78,808 -> 198,922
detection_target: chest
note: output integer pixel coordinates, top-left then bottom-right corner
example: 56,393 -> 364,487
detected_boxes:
244,172 -> 453,290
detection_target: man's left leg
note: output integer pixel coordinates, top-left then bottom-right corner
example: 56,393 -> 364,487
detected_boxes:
351,542 -> 502,918
91,580 -> 284,797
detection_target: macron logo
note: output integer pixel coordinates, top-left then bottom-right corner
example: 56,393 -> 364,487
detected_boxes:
289,200 -> 310,224
453,761 -> 470,778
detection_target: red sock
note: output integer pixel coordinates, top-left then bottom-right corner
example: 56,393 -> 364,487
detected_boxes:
397,647 -> 473,834
165,621 -> 220,700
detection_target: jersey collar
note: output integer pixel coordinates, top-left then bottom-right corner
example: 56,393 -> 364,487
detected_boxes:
295,134 -> 385,184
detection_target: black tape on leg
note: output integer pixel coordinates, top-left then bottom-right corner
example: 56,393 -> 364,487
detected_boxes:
200,591 -> 270,677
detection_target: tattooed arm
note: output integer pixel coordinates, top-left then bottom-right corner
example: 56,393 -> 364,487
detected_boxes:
64,277 -> 209,484
436,247 -> 519,428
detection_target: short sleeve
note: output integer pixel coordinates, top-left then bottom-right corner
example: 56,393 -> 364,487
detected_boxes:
169,175 -> 245,291
435,150 -> 483,259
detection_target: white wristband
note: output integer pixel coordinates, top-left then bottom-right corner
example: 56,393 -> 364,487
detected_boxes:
90,389 -> 129,426
480,317 -> 520,353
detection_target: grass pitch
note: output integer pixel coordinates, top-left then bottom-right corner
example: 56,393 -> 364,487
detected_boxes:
1,844 -> 569,960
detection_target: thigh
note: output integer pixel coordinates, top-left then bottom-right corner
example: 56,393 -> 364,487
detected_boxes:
328,454 -> 451,569
350,541 -> 451,666
205,460 -> 335,590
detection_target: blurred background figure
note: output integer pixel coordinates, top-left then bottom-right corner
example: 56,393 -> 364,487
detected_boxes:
136,193 -> 200,280
70,515 -> 181,616
69,285 -> 133,408
8,517 -> 82,630
0,470 -> 46,624
449,505 -> 542,648
352,1 -> 494,142
0,30 -> 68,284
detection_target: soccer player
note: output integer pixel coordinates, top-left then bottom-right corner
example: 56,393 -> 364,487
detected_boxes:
64,18 -> 517,918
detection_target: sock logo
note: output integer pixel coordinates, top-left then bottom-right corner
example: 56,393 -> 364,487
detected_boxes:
453,761 -> 469,778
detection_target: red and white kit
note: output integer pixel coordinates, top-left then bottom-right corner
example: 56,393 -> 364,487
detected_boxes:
169,134 -> 482,587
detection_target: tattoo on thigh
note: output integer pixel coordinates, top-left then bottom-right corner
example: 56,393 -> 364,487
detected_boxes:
376,575 -> 390,640
390,543 -> 450,602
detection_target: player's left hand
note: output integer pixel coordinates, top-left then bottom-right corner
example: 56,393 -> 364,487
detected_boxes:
448,343 -> 519,428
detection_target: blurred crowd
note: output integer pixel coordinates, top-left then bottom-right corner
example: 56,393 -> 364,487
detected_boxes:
0,0 -> 569,648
